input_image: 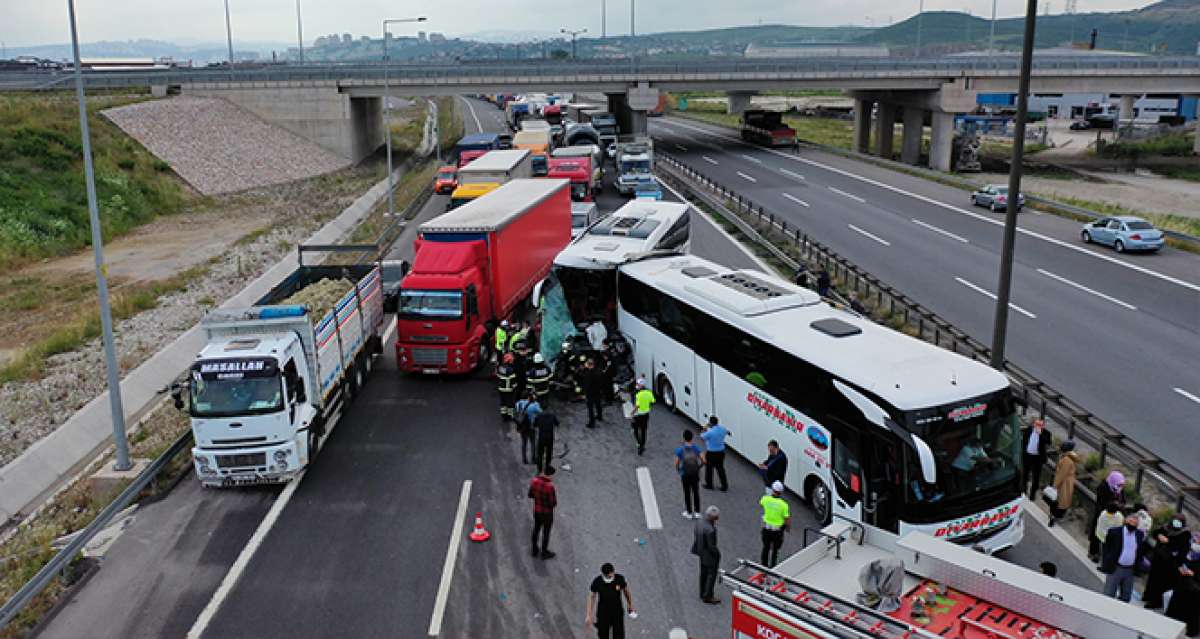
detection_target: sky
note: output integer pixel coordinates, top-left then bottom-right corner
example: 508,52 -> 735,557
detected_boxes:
0,0 -> 1157,48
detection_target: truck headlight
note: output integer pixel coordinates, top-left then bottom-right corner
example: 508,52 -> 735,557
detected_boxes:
455,357 -> 463,365
196,455 -> 211,469
274,450 -> 289,463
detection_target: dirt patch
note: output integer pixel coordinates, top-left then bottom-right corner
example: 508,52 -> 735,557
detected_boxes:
978,170 -> 1199,221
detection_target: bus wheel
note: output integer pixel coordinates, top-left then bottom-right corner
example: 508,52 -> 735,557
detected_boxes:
809,480 -> 832,525
657,376 -> 677,414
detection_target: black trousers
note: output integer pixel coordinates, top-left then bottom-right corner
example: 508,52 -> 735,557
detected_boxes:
761,529 -> 784,568
631,414 -> 648,452
498,390 -> 514,418
704,451 -> 728,490
535,436 -> 554,473
587,394 -> 604,425
520,428 -> 535,464
595,614 -> 625,639
1023,453 -> 1045,498
682,476 -> 700,513
531,511 -> 553,553
699,561 -> 718,599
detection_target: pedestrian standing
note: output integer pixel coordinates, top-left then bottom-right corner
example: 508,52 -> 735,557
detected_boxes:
496,353 -> 518,421
533,409 -> 559,474
1143,514 -> 1191,610
1095,502 -> 1125,559
1165,536 -> 1200,637
526,353 -> 553,406
586,563 -> 635,639
494,319 -> 510,358
1100,513 -> 1145,602
514,391 -> 542,465
757,440 -> 788,488
691,505 -> 721,604
700,416 -> 730,492
631,378 -> 655,456
528,466 -> 557,559
816,268 -> 831,298
1089,470 -> 1127,560
1048,440 -> 1078,527
760,481 -> 790,568
675,430 -> 703,519
581,357 -> 605,428
794,266 -> 810,289
1021,419 -> 1051,498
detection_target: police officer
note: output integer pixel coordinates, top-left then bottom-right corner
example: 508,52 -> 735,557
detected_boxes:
526,353 -> 553,405
759,481 -> 790,568
496,353 -> 518,421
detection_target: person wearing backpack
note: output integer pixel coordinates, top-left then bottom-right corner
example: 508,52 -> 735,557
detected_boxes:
514,391 -> 541,465
675,430 -> 704,519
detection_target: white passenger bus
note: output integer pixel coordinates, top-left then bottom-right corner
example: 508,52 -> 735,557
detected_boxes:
617,255 -> 1024,552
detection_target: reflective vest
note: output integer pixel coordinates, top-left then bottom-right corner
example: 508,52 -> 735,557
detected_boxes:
495,327 -> 509,352
509,328 -> 529,352
760,494 -> 790,529
635,389 -> 655,415
527,363 -> 552,395
496,364 -> 517,393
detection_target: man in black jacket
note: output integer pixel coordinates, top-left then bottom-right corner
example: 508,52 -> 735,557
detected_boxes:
1021,419 -> 1051,498
691,506 -> 721,604
1100,513 -> 1146,602
581,357 -> 606,428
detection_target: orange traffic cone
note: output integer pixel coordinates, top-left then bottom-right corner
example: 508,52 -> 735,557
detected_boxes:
469,512 -> 491,542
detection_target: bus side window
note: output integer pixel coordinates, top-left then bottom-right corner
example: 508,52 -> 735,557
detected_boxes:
658,296 -> 694,344
654,213 -> 690,251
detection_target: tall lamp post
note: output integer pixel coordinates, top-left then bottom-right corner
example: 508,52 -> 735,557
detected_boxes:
383,16 -> 427,217
67,0 -> 131,471
224,0 -> 235,65
990,0 -> 1038,370
601,0 -> 606,38
295,0 -> 304,63
561,28 -> 587,60
916,0 -> 924,56
989,0 -> 998,52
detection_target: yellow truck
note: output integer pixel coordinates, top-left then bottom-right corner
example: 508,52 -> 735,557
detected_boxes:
512,129 -> 551,176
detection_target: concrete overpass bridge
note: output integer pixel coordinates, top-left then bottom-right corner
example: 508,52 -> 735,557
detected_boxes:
13,56 -> 1196,167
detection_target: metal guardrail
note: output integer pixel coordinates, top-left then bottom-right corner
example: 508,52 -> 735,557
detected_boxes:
0,429 -> 193,631
657,151 -> 1200,525
4,54 -> 1200,90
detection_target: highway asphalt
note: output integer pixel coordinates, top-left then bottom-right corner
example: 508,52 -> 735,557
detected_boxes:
650,115 -> 1200,479
31,98 -> 1109,639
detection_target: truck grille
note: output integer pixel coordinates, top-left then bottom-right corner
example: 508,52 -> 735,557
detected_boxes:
215,452 -> 266,469
410,335 -> 449,342
412,348 -> 448,366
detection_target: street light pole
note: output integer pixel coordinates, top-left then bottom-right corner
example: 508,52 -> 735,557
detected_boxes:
295,0 -> 304,63
382,16 -> 427,217
990,0 -> 1038,370
561,28 -> 587,60
601,0 -> 606,38
224,0 -> 235,65
916,0 -> 924,56
67,0 -> 131,471
989,0 -> 998,52
630,0 -> 635,37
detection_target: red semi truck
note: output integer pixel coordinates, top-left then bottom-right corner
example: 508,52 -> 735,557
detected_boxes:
395,178 -> 572,374
546,156 -> 594,202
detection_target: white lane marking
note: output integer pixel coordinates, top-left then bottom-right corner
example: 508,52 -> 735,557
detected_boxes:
636,467 -> 663,530
675,144 -> 689,152
427,480 -> 473,637
1036,268 -> 1138,311
459,96 -> 483,134
829,187 -> 866,203
912,218 -> 969,243
658,126 -> 676,135
847,224 -> 891,246
740,154 -> 763,164
664,117 -> 1200,294
702,155 -> 719,165
780,168 -> 806,181
737,171 -> 758,183
1174,388 -> 1200,406
782,193 -> 810,207
660,178 -> 775,274
955,277 -> 1038,319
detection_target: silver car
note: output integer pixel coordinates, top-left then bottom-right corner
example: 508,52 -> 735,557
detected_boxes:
970,184 -> 1025,212
1081,216 -> 1165,253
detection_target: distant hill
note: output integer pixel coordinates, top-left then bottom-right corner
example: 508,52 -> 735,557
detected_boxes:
5,39 -> 292,64
859,0 -> 1200,54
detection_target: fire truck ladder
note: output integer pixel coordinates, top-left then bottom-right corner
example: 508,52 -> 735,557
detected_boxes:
723,558 -> 940,639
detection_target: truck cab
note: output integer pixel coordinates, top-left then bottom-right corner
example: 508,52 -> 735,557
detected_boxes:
546,156 -> 593,202
615,139 -> 654,195
448,182 -> 500,210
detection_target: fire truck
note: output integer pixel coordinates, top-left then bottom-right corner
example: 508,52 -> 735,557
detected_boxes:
723,521 -> 1185,639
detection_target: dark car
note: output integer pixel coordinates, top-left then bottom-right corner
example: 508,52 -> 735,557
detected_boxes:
381,259 -> 409,313
1069,120 -> 1091,131
497,133 -> 513,150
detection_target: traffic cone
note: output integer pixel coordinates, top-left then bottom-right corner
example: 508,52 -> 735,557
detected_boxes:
469,512 -> 491,542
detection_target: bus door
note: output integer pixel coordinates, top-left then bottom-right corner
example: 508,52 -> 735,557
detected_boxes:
652,296 -> 696,417
692,355 -> 715,425
865,434 -> 902,533
829,421 -> 864,524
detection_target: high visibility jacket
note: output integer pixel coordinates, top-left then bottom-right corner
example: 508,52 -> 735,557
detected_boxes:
508,328 -> 529,352
496,363 -> 517,393
526,363 -> 552,395
760,494 -> 790,529
495,327 -> 509,352
635,389 -> 655,415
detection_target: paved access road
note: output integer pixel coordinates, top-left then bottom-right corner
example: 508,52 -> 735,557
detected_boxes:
650,115 -> 1200,479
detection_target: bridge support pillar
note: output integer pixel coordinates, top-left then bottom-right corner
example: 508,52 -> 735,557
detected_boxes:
1119,94 -> 1136,121
853,98 -> 871,154
874,103 -> 896,159
929,111 -> 955,172
901,107 -> 924,165
727,92 -> 755,115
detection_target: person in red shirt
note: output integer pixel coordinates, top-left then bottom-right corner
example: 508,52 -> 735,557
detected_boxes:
528,466 -> 558,559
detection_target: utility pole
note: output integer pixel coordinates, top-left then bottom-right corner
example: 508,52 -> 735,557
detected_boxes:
561,28 -> 587,60
68,0 -> 131,471
630,0 -> 635,37
295,0 -> 304,63
382,16 -> 427,217
224,0 -> 235,65
990,0 -> 1038,371
916,0 -> 924,56
602,0 -> 606,38
989,0 -> 998,52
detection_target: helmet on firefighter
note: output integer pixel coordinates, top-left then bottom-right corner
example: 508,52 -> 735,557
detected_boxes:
502,353 -> 515,364
533,353 -> 544,364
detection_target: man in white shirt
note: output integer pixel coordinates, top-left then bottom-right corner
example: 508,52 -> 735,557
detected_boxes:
1021,419 -> 1051,498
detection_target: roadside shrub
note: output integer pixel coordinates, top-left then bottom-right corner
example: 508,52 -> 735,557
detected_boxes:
1083,453 -> 1104,472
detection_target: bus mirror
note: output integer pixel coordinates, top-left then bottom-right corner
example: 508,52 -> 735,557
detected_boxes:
531,279 -> 544,309
833,380 -> 890,431
910,435 -> 938,484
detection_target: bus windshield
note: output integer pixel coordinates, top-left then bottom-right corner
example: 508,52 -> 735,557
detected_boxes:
902,392 -> 1021,517
399,289 -> 463,320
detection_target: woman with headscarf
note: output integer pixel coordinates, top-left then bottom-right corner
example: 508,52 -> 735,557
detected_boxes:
1089,470 -> 1126,560
1165,534 -> 1200,637
1145,513 -> 1192,610
1048,441 -> 1079,528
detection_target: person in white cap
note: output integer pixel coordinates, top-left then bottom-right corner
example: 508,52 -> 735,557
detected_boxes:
759,481 -> 790,568
631,378 -> 655,456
